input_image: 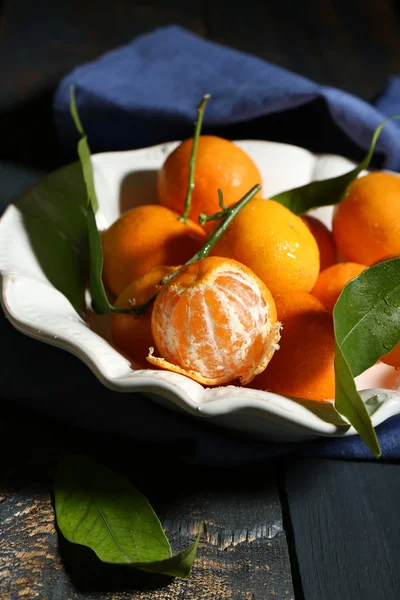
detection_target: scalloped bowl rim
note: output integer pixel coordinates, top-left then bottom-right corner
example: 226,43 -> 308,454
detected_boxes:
1,138 -> 400,442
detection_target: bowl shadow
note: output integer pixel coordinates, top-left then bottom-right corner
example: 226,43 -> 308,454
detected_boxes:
119,169 -> 159,214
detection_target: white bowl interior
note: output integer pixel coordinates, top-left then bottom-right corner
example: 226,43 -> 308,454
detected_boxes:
1,139 -> 399,442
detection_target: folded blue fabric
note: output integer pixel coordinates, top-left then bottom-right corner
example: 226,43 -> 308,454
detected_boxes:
54,25 -> 400,169
51,26 -> 400,464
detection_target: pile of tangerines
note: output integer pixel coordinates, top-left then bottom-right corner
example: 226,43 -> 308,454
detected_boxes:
100,128 -> 400,403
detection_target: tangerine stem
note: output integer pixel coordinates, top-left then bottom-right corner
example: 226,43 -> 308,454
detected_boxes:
132,183 -> 261,317
198,189 -> 228,226
171,183 -> 261,270
218,189 -> 227,210
179,94 -> 211,224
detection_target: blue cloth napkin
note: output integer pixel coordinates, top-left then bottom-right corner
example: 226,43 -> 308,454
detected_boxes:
46,26 -> 400,464
54,25 -> 400,169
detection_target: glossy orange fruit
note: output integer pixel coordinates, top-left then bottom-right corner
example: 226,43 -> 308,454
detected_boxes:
302,215 -> 337,271
311,262 -> 366,312
381,343 -> 400,368
208,198 -> 320,295
101,205 -> 205,297
147,256 -> 281,386
248,292 -> 335,401
157,136 -> 262,226
111,265 -> 178,367
332,172 -> 400,265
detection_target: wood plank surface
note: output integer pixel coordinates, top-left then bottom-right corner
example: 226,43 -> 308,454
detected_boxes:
0,407 -> 295,599
284,458 -> 400,600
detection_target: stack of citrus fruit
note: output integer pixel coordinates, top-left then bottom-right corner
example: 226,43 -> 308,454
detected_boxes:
100,98 -> 400,401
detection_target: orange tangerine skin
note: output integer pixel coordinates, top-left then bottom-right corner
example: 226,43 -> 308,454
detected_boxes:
248,292 -> 335,401
157,136 -> 262,227
381,343 -> 400,367
111,265 -> 178,367
332,172 -> 400,265
311,262 -> 366,313
102,205 -> 205,297
147,256 -> 281,386
209,198 -> 320,296
302,215 -> 337,271
271,291 -> 327,319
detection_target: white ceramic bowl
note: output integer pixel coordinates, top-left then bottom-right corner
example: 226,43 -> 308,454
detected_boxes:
1,140 -> 400,442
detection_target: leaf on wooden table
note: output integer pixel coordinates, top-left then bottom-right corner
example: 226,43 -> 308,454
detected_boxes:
55,455 -> 200,578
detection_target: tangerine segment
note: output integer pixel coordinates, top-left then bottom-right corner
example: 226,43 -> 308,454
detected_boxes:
248,292 -> 335,401
102,205 -> 205,296
111,265 -> 178,367
147,256 -> 281,386
302,215 -> 337,271
332,172 -> 400,265
157,136 -> 262,227
209,198 -> 320,295
311,262 -> 366,313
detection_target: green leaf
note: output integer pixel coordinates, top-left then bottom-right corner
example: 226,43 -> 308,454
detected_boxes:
133,534 -> 201,578
70,85 -> 98,213
271,117 -> 399,215
86,209 -> 115,314
16,162 -> 88,316
334,258 -> 400,376
55,455 -> 200,578
69,85 -> 130,315
332,259 -> 400,457
334,343 -> 381,457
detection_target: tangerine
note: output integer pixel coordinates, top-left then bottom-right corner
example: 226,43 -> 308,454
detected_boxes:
248,292 -> 335,401
302,215 -> 337,271
208,198 -> 320,295
147,256 -> 281,386
332,172 -> 400,265
381,343 -> 400,368
101,205 -> 205,297
111,265 -> 178,367
311,262 -> 366,313
157,136 -> 262,226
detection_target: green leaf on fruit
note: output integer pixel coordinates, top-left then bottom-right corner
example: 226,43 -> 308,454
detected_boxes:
333,258 -> 400,457
271,117 -> 399,215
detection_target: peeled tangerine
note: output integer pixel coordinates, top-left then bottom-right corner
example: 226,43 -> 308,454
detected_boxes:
147,257 -> 281,386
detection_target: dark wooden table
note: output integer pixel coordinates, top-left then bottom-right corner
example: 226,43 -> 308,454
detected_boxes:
1,2 -> 400,598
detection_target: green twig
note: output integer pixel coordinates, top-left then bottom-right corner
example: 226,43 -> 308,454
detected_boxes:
198,189 -> 228,226
131,183 -> 261,317
179,94 -> 211,223
218,189 -> 227,210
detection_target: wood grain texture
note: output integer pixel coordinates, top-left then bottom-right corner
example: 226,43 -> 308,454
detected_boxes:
0,407 -> 294,599
284,459 -> 400,600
